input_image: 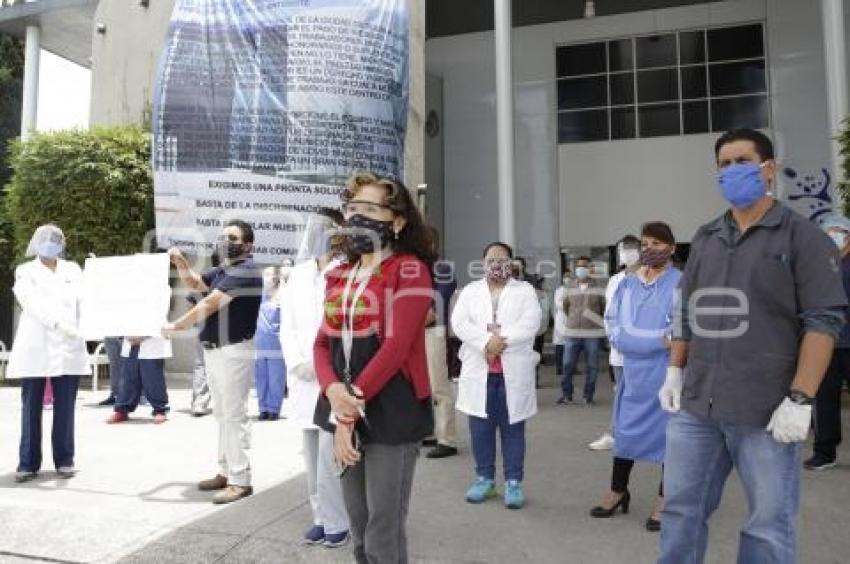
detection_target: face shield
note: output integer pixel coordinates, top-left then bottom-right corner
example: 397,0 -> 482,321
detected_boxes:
295,214 -> 338,262
25,224 -> 66,259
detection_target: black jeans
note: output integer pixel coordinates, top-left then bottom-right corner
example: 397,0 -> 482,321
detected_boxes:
611,457 -> 664,496
813,348 -> 850,459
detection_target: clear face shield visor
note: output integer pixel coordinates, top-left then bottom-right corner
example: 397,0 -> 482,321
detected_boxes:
295,215 -> 338,261
25,225 -> 66,258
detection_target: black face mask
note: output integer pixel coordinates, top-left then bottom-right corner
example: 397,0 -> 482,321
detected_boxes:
346,214 -> 395,255
218,240 -> 246,259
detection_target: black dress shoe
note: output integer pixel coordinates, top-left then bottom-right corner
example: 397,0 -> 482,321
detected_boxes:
422,438 -> 438,447
267,412 -> 279,421
590,490 -> 630,518
645,517 -> 661,532
258,412 -> 269,421
426,444 -> 459,459
97,395 -> 116,407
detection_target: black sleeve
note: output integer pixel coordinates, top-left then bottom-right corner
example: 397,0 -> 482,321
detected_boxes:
216,267 -> 261,296
201,267 -> 218,290
792,221 -> 849,314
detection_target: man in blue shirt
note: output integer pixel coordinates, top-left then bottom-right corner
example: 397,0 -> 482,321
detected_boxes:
163,219 -> 262,505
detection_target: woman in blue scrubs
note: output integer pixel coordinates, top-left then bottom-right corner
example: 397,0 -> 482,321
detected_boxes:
590,222 -> 680,532
254,264 -> 289,420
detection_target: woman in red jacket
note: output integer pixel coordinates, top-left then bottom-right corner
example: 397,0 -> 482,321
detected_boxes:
314,172 -> 436,564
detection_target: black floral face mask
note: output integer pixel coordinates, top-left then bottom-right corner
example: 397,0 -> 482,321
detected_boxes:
345,214 -> 395,254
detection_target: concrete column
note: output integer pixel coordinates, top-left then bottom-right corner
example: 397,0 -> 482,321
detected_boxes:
21,24 -> 40,139
494,0 -> 515,246
822,0 -> 848,192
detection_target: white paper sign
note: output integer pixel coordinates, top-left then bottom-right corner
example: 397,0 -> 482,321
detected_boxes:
79,254 -> 172,339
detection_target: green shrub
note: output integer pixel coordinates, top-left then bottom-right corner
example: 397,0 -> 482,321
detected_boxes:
4,126 -> 154,266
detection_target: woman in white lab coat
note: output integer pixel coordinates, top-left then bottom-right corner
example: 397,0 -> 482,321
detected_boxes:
452,241 -> 542,510
278,209 -> 350,548
7,225 -> 90,482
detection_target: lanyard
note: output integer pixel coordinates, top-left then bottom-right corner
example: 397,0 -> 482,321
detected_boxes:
340,261 -> 375,384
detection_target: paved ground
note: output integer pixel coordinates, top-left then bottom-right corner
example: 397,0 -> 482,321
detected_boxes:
1,366 -> 849,564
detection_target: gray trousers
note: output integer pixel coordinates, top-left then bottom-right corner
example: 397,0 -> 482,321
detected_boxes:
192,339 -> 211,411
103,337 -> 123,398
342,442 -> 419,564
303,428 -> 350,534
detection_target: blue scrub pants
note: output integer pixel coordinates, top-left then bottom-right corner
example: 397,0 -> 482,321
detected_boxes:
254,344 -> 286,415
468,374 -> 526,482
115,346 -> 169,415
19,375 -> 79,472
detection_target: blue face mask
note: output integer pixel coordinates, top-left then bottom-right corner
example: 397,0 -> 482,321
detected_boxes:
575,266 -> 590,279
37,241 -> 64,259
717,162 -> 768,209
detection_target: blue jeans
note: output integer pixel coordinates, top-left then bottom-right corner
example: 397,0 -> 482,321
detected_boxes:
468,374 -> 526,482
659,411 -> 800,564
19,375 -> 79,472
115,346 -> 169,415
561,337 -> 600,401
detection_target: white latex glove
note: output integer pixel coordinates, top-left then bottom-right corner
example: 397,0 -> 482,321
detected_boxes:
658,366 -> 683,413
55,321 -> 80,340
766,397 -> 812,443
292,362 -> 316,382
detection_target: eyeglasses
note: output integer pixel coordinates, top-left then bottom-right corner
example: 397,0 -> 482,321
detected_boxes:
342,201 -> 393,216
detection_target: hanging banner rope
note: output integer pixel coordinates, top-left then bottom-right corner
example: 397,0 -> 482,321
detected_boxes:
152,0 -> 409,262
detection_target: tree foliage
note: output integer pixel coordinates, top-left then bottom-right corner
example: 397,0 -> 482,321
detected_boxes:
4,126 -> 155,266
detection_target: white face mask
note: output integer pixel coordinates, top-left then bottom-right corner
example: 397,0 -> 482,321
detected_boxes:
619,248 -> 640,267
829,231 -> 847,250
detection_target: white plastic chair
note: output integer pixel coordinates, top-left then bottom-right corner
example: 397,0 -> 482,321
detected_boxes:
89,341 -> 110,392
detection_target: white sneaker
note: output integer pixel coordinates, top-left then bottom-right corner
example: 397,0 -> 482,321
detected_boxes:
588,433 -> 614,451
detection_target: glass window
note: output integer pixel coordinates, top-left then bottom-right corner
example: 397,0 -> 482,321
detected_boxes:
609,72 -> 634,105
707,24 -> 763,62
555,24 -> 767,144
711,95 -> 769,131
636,34 -> 677,68
638,69 -> 678,103
558,110 -> 609,143
557,76 -> 608,110
611,107 -> 636,139
679,31 -> 706,64
681,66 -> 707,99
683,101 -> 709,134
608,39 -> 633,71
639,104 -> 680,137
556,43 -> 606,77
709,60 -> 766,97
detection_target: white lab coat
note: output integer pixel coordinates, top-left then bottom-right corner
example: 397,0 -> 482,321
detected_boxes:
7,259 -> 91,378
452,278 -> 542,424
120,336 -> 173,359
279,258 -> 338,429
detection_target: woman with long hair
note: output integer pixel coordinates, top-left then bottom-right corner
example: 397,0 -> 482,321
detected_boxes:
314,172 -> 436,563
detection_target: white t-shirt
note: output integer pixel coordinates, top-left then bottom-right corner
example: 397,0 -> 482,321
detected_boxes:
604,270 -> 628,367
121,336 -> 173,359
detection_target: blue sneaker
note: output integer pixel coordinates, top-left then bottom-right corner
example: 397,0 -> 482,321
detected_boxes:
465,477 -> 497,503
301,525 -> 324,545
504,480 -> 525,509
322,530 -> 350,548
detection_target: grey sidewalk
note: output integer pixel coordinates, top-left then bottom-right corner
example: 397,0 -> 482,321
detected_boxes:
2,367 -> 849,563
